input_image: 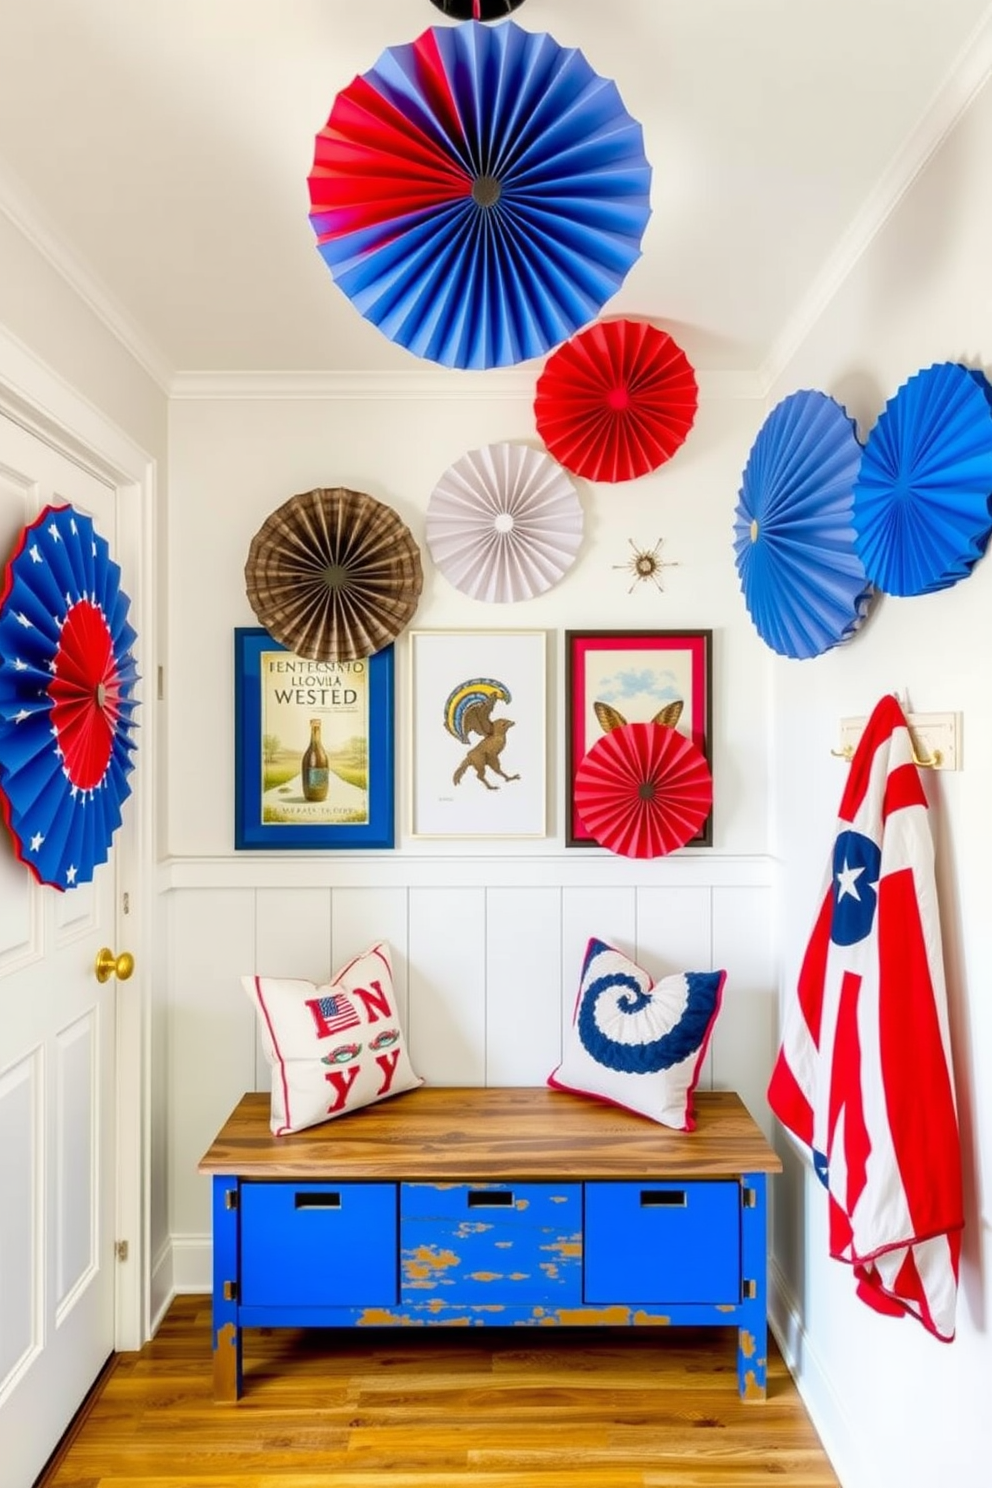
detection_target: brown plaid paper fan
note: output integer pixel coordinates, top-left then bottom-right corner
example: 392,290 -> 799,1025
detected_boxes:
245,487 -> 423,662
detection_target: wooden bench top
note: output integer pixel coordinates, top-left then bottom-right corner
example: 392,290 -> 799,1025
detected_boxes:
199,1086 -> 782,1181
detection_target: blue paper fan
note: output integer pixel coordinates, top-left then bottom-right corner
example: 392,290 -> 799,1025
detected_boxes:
0,504 -> 139,889
852,362 -> 992,596
308,21 -> 652,369
733,390 -> 872,660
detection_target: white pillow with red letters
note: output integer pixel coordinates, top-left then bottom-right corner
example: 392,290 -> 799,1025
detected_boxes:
243,941 -> 422,1135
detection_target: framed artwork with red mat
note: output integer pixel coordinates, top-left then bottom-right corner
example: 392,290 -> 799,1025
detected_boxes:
565,630 -> 712,849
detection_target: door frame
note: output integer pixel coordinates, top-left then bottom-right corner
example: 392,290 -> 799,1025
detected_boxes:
0,325 -> 155,1351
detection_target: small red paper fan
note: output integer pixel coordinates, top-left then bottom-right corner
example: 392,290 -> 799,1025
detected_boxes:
535,320 -> 698,483
574,722 -> 712,858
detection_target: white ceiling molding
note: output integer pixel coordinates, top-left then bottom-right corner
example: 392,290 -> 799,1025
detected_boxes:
758,5 -> 992,397
0,322 -> 153,486
0,159 -> 173,394
167,367 -> 763,401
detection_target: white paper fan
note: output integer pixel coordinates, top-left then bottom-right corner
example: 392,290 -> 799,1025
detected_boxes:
426,443 -> 583,603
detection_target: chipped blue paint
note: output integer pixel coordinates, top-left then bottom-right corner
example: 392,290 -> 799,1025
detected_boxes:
400,1183 -> 582,1306
213,1171 -> 773,1404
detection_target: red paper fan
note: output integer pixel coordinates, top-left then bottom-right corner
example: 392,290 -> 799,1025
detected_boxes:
574,722 -> 712,858
535,320 -> 698,482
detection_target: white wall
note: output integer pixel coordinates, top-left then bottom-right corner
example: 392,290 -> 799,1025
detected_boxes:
766,72 -> 992,1488
159,381 -> 781,1291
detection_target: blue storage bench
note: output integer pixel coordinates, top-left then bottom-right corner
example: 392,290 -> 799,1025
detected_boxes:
199,1086 -> 782,1402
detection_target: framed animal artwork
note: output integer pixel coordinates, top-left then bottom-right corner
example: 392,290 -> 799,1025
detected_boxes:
565,630 -> 712,848
409,630 -> 547,838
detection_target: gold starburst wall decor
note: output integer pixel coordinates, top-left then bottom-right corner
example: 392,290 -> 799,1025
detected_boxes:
614,537 -> 679,594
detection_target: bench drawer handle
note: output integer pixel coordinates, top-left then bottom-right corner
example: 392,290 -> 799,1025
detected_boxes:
467,1190 -> 514,1208
640,1189 -> 686,1207
294,1192 -> 341,1210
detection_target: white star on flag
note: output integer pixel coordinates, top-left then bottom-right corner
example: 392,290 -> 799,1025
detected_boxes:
65,865 -> 77,885
47,524 -> 61,542
29,833 -> 44,851
15,612 -> 31,628
70,517 -> 78,534
14,658 -> 27,671
29,544 -> 42,563
835,858 -> 866,901
15,709 -> 29,723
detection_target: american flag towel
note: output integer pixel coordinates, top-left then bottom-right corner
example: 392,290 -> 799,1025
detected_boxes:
767,694 -> 963,1340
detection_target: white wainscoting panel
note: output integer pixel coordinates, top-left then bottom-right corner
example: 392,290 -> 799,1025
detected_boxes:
253,887 -> 332,1091
169,888 -> 256,1237
54,1012 -> 95,1320
330,886 -> 410,1032
710,884 -> 776,1136
635,885 -> 713,973
0,1049 -> 41,1402
407,886 -> 486,1085
559,886 -> 637,1046
636,885 -> 716,1085
485,887 -> 562,1086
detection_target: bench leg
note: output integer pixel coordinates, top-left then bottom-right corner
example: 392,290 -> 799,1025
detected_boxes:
738,1172 -> 769,1400
212,1175 -> 242,1402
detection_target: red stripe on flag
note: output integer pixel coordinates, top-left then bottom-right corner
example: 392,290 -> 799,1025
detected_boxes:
828,970 -> 870,1231
877,868 -> 963,1242
838,694 -> 903,821
766,887 -> 832,1146
797,889 -> 832,1045
882,762 -> 927,820
854,1261 -> 913,1318
767,1047 -> 814,1145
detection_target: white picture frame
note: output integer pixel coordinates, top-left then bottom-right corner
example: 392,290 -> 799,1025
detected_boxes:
409,629 -> 547,839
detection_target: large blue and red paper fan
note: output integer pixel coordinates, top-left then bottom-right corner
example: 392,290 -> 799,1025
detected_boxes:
307,21 -> 652,370
734,390 -> 873,660
0,504 -> 139,889
852,362 -> 992,596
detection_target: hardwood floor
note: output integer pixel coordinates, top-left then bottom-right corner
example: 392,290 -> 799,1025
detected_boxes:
39,1294 -> 840,1487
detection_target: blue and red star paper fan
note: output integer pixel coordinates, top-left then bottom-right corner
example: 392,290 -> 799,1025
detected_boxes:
307,20 -> 651,370
0,503 -> 139,889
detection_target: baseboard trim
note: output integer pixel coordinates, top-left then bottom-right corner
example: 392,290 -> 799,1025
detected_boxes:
151,1235 -> 211,1336
768,1257 -> 857,1488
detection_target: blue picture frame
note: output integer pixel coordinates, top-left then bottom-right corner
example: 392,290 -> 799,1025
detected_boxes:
234,628 -> 394,850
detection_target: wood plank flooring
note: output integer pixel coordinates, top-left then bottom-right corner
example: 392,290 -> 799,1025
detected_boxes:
38,1295 -> 840,1487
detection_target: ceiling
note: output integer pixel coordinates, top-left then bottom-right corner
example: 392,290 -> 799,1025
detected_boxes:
1,0 -> 991,388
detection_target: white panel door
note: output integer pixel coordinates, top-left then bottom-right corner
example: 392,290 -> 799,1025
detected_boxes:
0,415 -> 125,1488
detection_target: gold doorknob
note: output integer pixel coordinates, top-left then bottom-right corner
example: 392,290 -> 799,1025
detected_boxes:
94,947 -> 135,983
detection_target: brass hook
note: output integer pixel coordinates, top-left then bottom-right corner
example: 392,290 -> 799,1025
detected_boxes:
831,743 -> 941,769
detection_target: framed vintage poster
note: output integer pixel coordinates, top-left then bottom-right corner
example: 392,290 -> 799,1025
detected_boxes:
565,629 -> 712,847
234,628 -> 394,849
409,629 -> 546,838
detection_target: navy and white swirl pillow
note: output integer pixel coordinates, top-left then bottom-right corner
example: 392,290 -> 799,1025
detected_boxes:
548,937 -> 726,1129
